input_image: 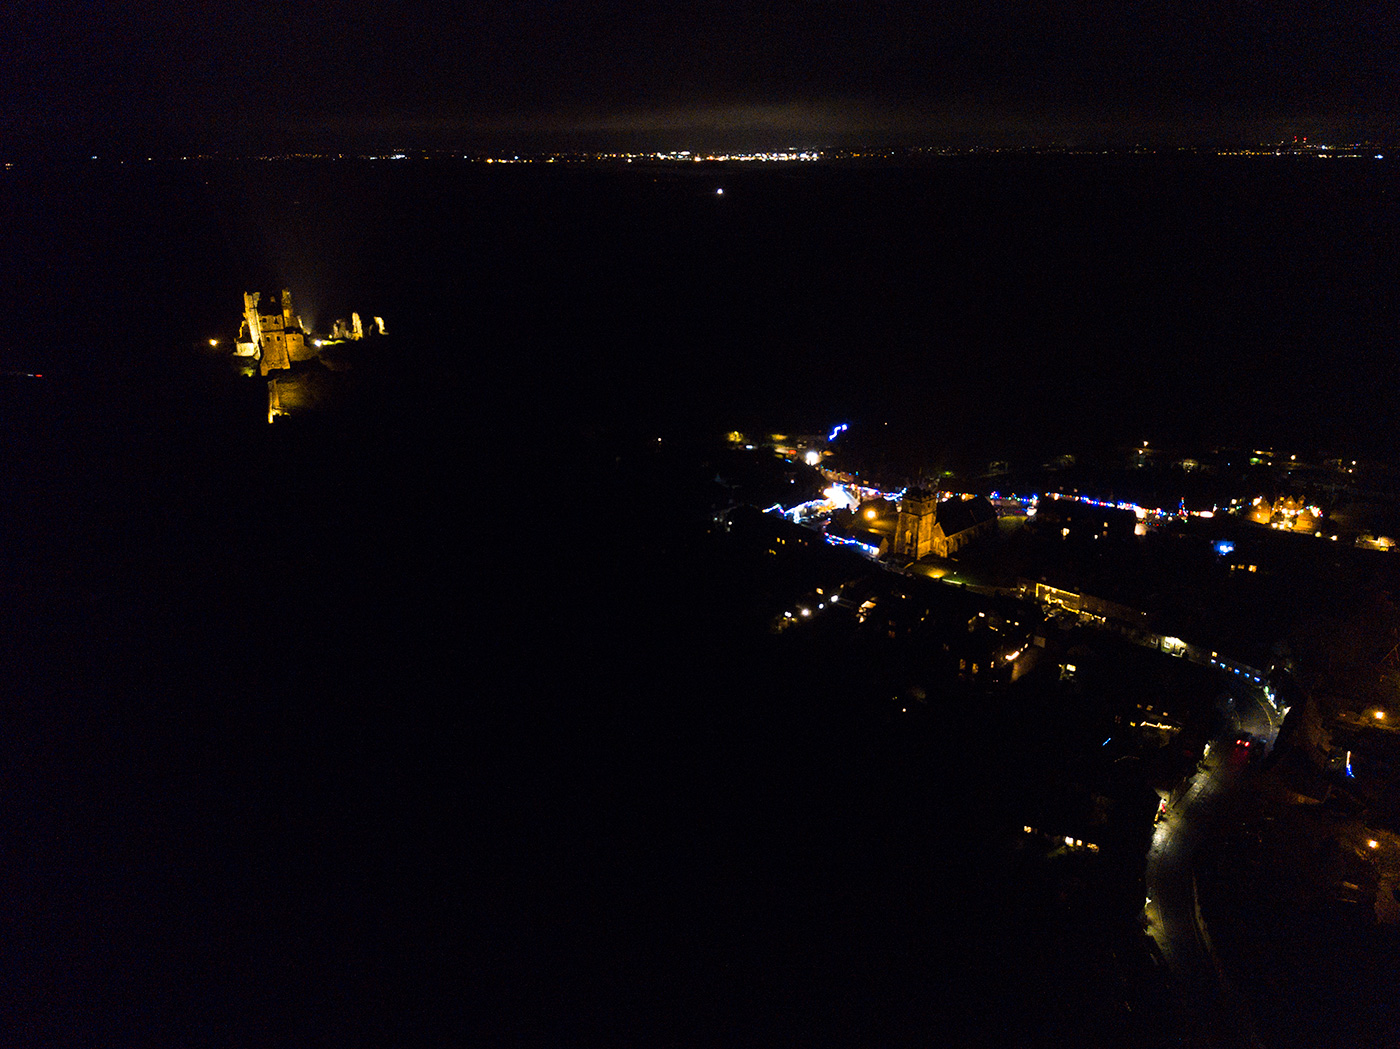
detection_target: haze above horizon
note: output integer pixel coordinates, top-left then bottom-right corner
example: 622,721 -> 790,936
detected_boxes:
3,0 -> 1395,155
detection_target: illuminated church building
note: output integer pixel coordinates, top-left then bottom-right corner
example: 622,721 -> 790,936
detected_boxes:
893,490 -> 997,560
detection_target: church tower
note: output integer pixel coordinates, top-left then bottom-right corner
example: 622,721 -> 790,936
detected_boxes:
893,488 -> 938,560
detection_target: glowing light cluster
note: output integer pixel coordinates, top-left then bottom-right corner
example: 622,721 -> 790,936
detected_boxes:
651,150 -> 821,162
1046,491 -> 1224,522
1208,655 -> 1263,683
1048,492 -> 1157,515
1021,825 -> 1099,852
823,533 -> 880,557
765,499 -> 821,520
823,485 -> 858,511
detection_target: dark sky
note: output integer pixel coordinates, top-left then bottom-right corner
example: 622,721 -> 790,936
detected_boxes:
3,0 -> 1397,152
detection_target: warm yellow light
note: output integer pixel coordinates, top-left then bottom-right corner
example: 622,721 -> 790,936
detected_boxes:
865,509 -> 877,519
1375,711 -> 1386,720
1368,839 -> 1380,849
209,338 -> 219,347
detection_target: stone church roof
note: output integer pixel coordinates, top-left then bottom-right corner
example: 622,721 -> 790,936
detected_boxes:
936,496 -> 996,536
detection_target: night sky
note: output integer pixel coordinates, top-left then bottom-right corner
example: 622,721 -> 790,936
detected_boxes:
4,0 -> 1398,153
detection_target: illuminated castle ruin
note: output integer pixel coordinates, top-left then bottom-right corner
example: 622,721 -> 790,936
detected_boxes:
234,289 -> 317,376
328,312 -> 387,341
232,289 -> 387,422
235,290 -> 387,379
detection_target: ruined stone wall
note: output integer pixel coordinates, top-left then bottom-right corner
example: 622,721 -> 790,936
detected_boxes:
267,374 -> 321,421
287,330 -> 316,362
259,316 -> 292,373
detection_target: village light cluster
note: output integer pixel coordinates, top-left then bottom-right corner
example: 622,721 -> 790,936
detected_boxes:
650,150 -> 821,162
1022,825 -> 1100,852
